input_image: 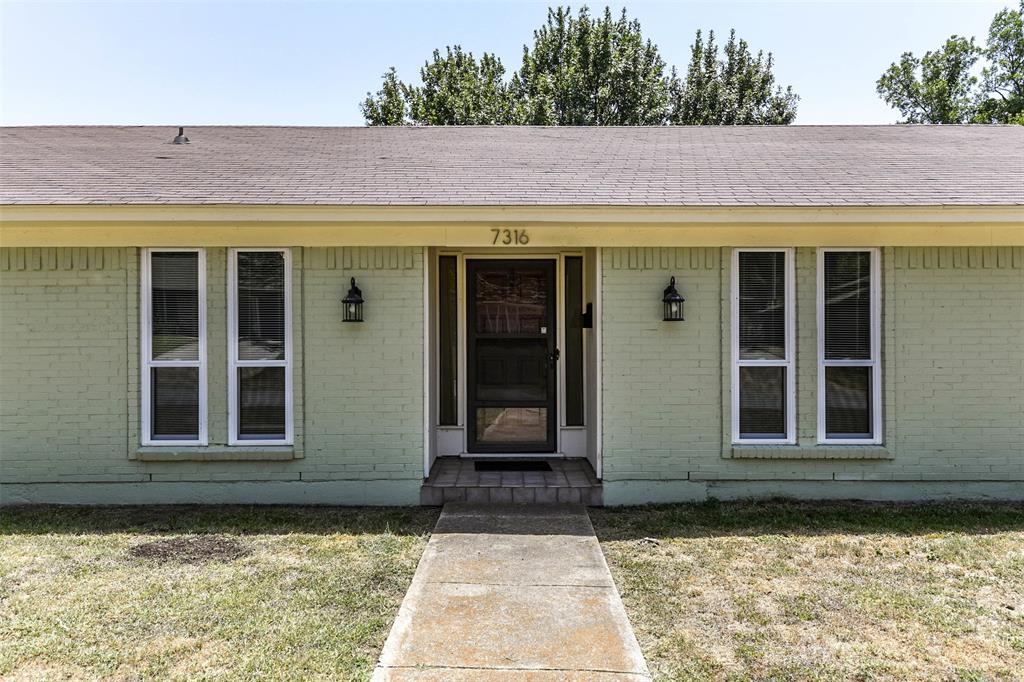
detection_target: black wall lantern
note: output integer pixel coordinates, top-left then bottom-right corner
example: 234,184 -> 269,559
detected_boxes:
662,276 -> 685,321
342,277 -> 364,322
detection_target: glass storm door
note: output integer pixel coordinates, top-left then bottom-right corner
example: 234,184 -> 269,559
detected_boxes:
466,260 -> 557,453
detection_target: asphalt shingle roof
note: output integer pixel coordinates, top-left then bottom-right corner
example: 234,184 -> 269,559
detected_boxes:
1,125 -> 1022,207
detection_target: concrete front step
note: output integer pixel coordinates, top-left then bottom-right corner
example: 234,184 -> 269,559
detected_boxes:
420,484 -> 602,506
421,457 -> 604,506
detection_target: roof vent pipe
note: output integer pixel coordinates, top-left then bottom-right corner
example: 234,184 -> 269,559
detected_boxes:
172,127 -> 189,145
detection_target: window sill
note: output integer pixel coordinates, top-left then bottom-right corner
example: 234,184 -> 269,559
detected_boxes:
728,445 -> 892,460
134,446 -> 298,462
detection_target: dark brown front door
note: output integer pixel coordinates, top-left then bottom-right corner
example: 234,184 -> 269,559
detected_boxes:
466,259 -> 557,453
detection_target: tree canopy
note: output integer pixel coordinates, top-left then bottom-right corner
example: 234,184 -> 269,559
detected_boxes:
876,2 -> 1023,124
668,29 -> 798,125
361,6 -> 798,126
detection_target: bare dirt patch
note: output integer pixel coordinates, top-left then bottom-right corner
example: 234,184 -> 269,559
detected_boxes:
128,535 -> 252,563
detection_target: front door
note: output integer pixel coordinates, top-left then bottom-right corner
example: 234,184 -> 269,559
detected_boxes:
466,259 -> 557,453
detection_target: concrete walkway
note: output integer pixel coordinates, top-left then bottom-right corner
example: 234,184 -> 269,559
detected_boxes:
373,504 -> 650,681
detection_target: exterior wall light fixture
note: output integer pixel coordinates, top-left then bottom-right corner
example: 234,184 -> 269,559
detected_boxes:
342,277 -> 364,322
662,276 -> 685,321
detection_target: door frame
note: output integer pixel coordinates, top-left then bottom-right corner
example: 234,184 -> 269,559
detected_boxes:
425,248 -> 600,466
465,258 -> 558,453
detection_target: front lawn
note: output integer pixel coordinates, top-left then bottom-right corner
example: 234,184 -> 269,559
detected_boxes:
0,506 -> 438,681
592,501 -> 1024,682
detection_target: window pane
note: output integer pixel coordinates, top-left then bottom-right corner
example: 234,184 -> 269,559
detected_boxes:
151,367 -> 199,439
476,407 -> 547,443
237,251 -> 286,361
739,366 -> 786,439
238,367 -> 286,439
824,251 -> 872,360
151,252 -> 199,361
825,366 -> 872,439
738,251 -> 787,360
475,338 -> 547,401
474,268 -> 547,334
564,256 -> 585,426
438,256 -> 458,425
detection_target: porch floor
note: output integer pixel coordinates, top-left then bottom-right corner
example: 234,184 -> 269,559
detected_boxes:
421,457 -> 602,506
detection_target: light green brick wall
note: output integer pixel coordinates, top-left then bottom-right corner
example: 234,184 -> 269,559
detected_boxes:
0,248 -> 136,484
3,244 -> 1021,504
600,248 -> 723,480
301,247 -> 424,482
1,246 -> 424,504
601,246 -> 1024,503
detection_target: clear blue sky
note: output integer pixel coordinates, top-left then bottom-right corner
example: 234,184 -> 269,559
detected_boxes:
0,0 -> 1009,126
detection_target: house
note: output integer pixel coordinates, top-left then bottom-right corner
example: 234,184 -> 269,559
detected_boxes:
1,125 -> 1022,506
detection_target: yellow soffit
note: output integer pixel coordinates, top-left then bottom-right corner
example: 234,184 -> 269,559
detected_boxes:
1,204 -> 1023,247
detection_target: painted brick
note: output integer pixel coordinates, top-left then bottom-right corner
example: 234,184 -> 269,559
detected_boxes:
1,248 -> 131,484
601,246 -> 1024,501
3,244 -> 1021,504
1,246 -> 424,502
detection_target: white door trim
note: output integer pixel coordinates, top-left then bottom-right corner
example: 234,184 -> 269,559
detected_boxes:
428,249 -> 597,462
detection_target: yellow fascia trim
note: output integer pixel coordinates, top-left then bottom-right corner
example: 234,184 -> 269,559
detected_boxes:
2,204 -> 1022,247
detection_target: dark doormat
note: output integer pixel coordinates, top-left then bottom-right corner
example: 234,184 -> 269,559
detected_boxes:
474,460 -> 553,472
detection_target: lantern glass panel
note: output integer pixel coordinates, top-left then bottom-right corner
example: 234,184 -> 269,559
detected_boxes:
343,301 -> 362,322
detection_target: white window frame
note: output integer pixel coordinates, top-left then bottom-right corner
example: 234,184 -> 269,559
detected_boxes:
817,247 -> 882,445
140,248 -> 207,446
731,247 -> 796,445
228,247 -> 293,446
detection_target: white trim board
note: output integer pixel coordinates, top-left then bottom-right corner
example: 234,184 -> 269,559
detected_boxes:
730,247 -> 797,445
140,248 -> 208,447
816,247 -> 883,445
428,249 -> 598,464
227,247 -> 294,446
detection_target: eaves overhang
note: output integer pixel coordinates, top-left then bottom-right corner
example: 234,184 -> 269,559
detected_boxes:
1,203 -> 1022,247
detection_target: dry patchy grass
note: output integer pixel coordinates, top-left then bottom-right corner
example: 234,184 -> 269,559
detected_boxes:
592,501 -> 1024,682
0,505 -> 438,681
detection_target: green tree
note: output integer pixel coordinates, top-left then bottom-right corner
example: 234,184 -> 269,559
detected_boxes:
361,5 -> 798,126
975,2 -> 1024,123
361,48 -> 518,125
876,36 -> 980,123
668,29 -> 798,125
514,7 -> 669,125
877,2 -> 1023,124
361,68 -> 408,126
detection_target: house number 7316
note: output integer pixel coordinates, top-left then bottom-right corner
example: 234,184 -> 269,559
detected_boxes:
491,228 -> 529,245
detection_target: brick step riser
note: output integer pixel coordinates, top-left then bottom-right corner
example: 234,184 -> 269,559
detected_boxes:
420,486 -> 602,506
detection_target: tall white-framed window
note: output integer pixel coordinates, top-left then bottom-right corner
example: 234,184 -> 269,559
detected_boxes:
731,248 -> 796,444
140,248 -> 207,445
228,248 -> 293,445
817,248 -> 882,444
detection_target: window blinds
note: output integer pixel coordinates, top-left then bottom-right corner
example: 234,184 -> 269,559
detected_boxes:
738,251 -> 787,361
147,251 -> 201,441
735,250 -> 791,441
822,251 -> 876,440
151,252 -> 199,361
151,367 -> 200,438
823,251 -> 872,360
232,250 -> 289,442
237,251 -> 286,361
